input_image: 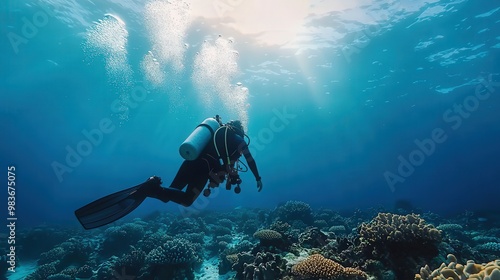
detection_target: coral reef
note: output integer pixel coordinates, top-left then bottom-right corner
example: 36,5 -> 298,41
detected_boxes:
25,262 -> 58,280
101,222 -> 145,256
253,230 -> 282,244
30,237 -> 92,279
359,213 -> 442,250
46,274 -> 72,280
140,238 -> 202,279
298,227 -> 330,249
38,247 -> 65,265
291,254 -> 367,279
240,219 -> 262,235
476,242 -> 500,254
138,229 -> 171,253
208,224 -> 232,236
75,264 -> 93,278
329,225 -> 348,234
358,212 -> 442,279
114,249 -> 146,277
227,251 -> 287,279
273,201 -> 314,226
253,229 -> 291,252
437,223 -> 463,231
145,238 -> 201,266
270,221 -> 292,235
242,252 -> 286,280
19,226 -> 70,259
14,200 -> 500,280
94,260 -> 118,280
168,217 -> 207,235
416,253 -> 500,280
218,218 -> 235,229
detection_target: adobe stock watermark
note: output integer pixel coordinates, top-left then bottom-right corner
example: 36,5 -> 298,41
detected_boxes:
6,5 -> 54,54
384,74 -> 500,192
248,106 -> 297,157
51,85 -> 151,183
178,105 -> 297,218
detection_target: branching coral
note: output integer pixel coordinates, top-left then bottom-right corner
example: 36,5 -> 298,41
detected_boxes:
358,213 -> 442,279
37,237 -> 91,274
146,241 -> 196,265
140,238 -> 203,279
359,213 -> 441,247
243,252 -> 286,280
138,230 -> 171,253
115,249 -> 146,277
359,213 -> 441,257
25,262 -> 58,280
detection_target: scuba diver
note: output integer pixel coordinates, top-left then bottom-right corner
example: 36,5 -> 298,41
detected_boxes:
75,116 -> 262,229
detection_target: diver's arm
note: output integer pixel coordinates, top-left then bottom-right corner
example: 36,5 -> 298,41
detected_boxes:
243,150 -> 260,180
241,146 -> 263,191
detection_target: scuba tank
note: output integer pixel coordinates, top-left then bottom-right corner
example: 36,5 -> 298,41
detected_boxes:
179,117 -> 221,160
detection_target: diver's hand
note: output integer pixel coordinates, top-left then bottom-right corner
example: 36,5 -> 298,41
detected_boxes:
256,179 -> 263,192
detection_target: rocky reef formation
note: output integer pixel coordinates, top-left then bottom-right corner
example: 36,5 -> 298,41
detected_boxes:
12,202 -> 500,280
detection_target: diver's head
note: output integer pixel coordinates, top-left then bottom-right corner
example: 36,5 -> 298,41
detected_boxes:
227,120 -> 244,137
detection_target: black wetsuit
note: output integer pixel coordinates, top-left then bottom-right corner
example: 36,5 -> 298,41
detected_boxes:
150,126 -> 261,206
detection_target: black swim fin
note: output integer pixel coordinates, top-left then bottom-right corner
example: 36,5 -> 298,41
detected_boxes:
75,177 -> 161,229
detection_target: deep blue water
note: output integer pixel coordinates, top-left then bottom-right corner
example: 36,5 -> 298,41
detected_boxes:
1,0 -> 500,228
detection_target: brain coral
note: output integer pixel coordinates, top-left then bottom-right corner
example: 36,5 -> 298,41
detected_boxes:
416,254 -> 500,280
253,229 -> 287,250
291,254 -> 367,279
253,229 -> 282,241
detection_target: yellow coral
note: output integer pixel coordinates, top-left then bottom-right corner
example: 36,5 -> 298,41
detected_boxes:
291,254 -> 367,279
415,254 -> 500,280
